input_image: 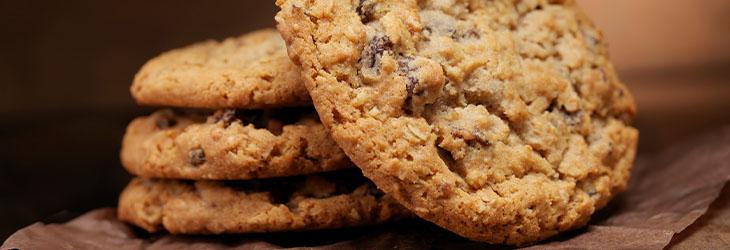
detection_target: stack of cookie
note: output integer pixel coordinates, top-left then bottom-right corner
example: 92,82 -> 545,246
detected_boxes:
117,30 -> 410,234
119,0 -> 640,246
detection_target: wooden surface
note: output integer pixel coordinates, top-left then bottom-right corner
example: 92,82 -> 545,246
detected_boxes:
1,0 -> 730,243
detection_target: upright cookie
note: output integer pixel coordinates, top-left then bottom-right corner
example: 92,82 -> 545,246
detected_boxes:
121,109 -> 351,180
118,171 -> 411,233
276,0 -> 638,245
131,29 -> 310,109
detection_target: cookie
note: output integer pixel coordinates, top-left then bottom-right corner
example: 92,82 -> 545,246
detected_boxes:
276,0 -> 638,245
117,171 -> 411,233
131,29 -> 310,109
121,108 -> 352,180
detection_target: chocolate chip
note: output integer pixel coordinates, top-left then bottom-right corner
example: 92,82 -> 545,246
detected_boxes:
188,147 -> 206,166
356,0 -> 374,23
155,117 -> 177,129
361,35 -> 393,69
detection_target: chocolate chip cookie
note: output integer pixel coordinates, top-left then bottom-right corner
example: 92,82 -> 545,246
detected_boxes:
121,109 -> 352,180
276,0 -> 638,245
118,171 -> 411,233
131,29 -> 310,109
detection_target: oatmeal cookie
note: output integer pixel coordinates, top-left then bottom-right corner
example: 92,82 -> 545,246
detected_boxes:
131,29 -> 310,109
276,0 -> 638,245
121,109 -> 352,180
117,171 -> 411,233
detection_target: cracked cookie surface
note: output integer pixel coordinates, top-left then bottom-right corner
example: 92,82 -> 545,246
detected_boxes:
276,0 -> 638,245
118,171 -> 411,233
121,109 -> 352,180
131,29 -> 310,109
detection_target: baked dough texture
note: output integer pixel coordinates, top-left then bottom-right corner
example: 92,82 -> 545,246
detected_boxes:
118,171 -> 411,233
121,109 -> 352,180
131,29 -> 310,109
276,0 -> 638,245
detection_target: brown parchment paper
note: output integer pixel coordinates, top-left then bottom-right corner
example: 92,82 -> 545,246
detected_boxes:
4,126 -> 730,250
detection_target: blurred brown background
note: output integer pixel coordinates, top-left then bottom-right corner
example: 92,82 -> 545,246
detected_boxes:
1,0 -> 729,240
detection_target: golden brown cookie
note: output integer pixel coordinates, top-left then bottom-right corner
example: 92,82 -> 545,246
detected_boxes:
117,171 -> 411,233
276,0 -> 638,245
121,109 -> 352,180
131,29 -> 310,109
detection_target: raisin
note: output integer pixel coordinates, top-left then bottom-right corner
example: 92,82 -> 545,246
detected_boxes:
397,56 -> 414,74
466,139 -> 492,148
452,29 -> 480,41
397,57 -> 420,114
209,109 -> 237,127
405,76 -> 418,97
356,0 -> 374,23
189,147 -> 206,166
398,57 -> 419,95
361,35 -> 393,69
